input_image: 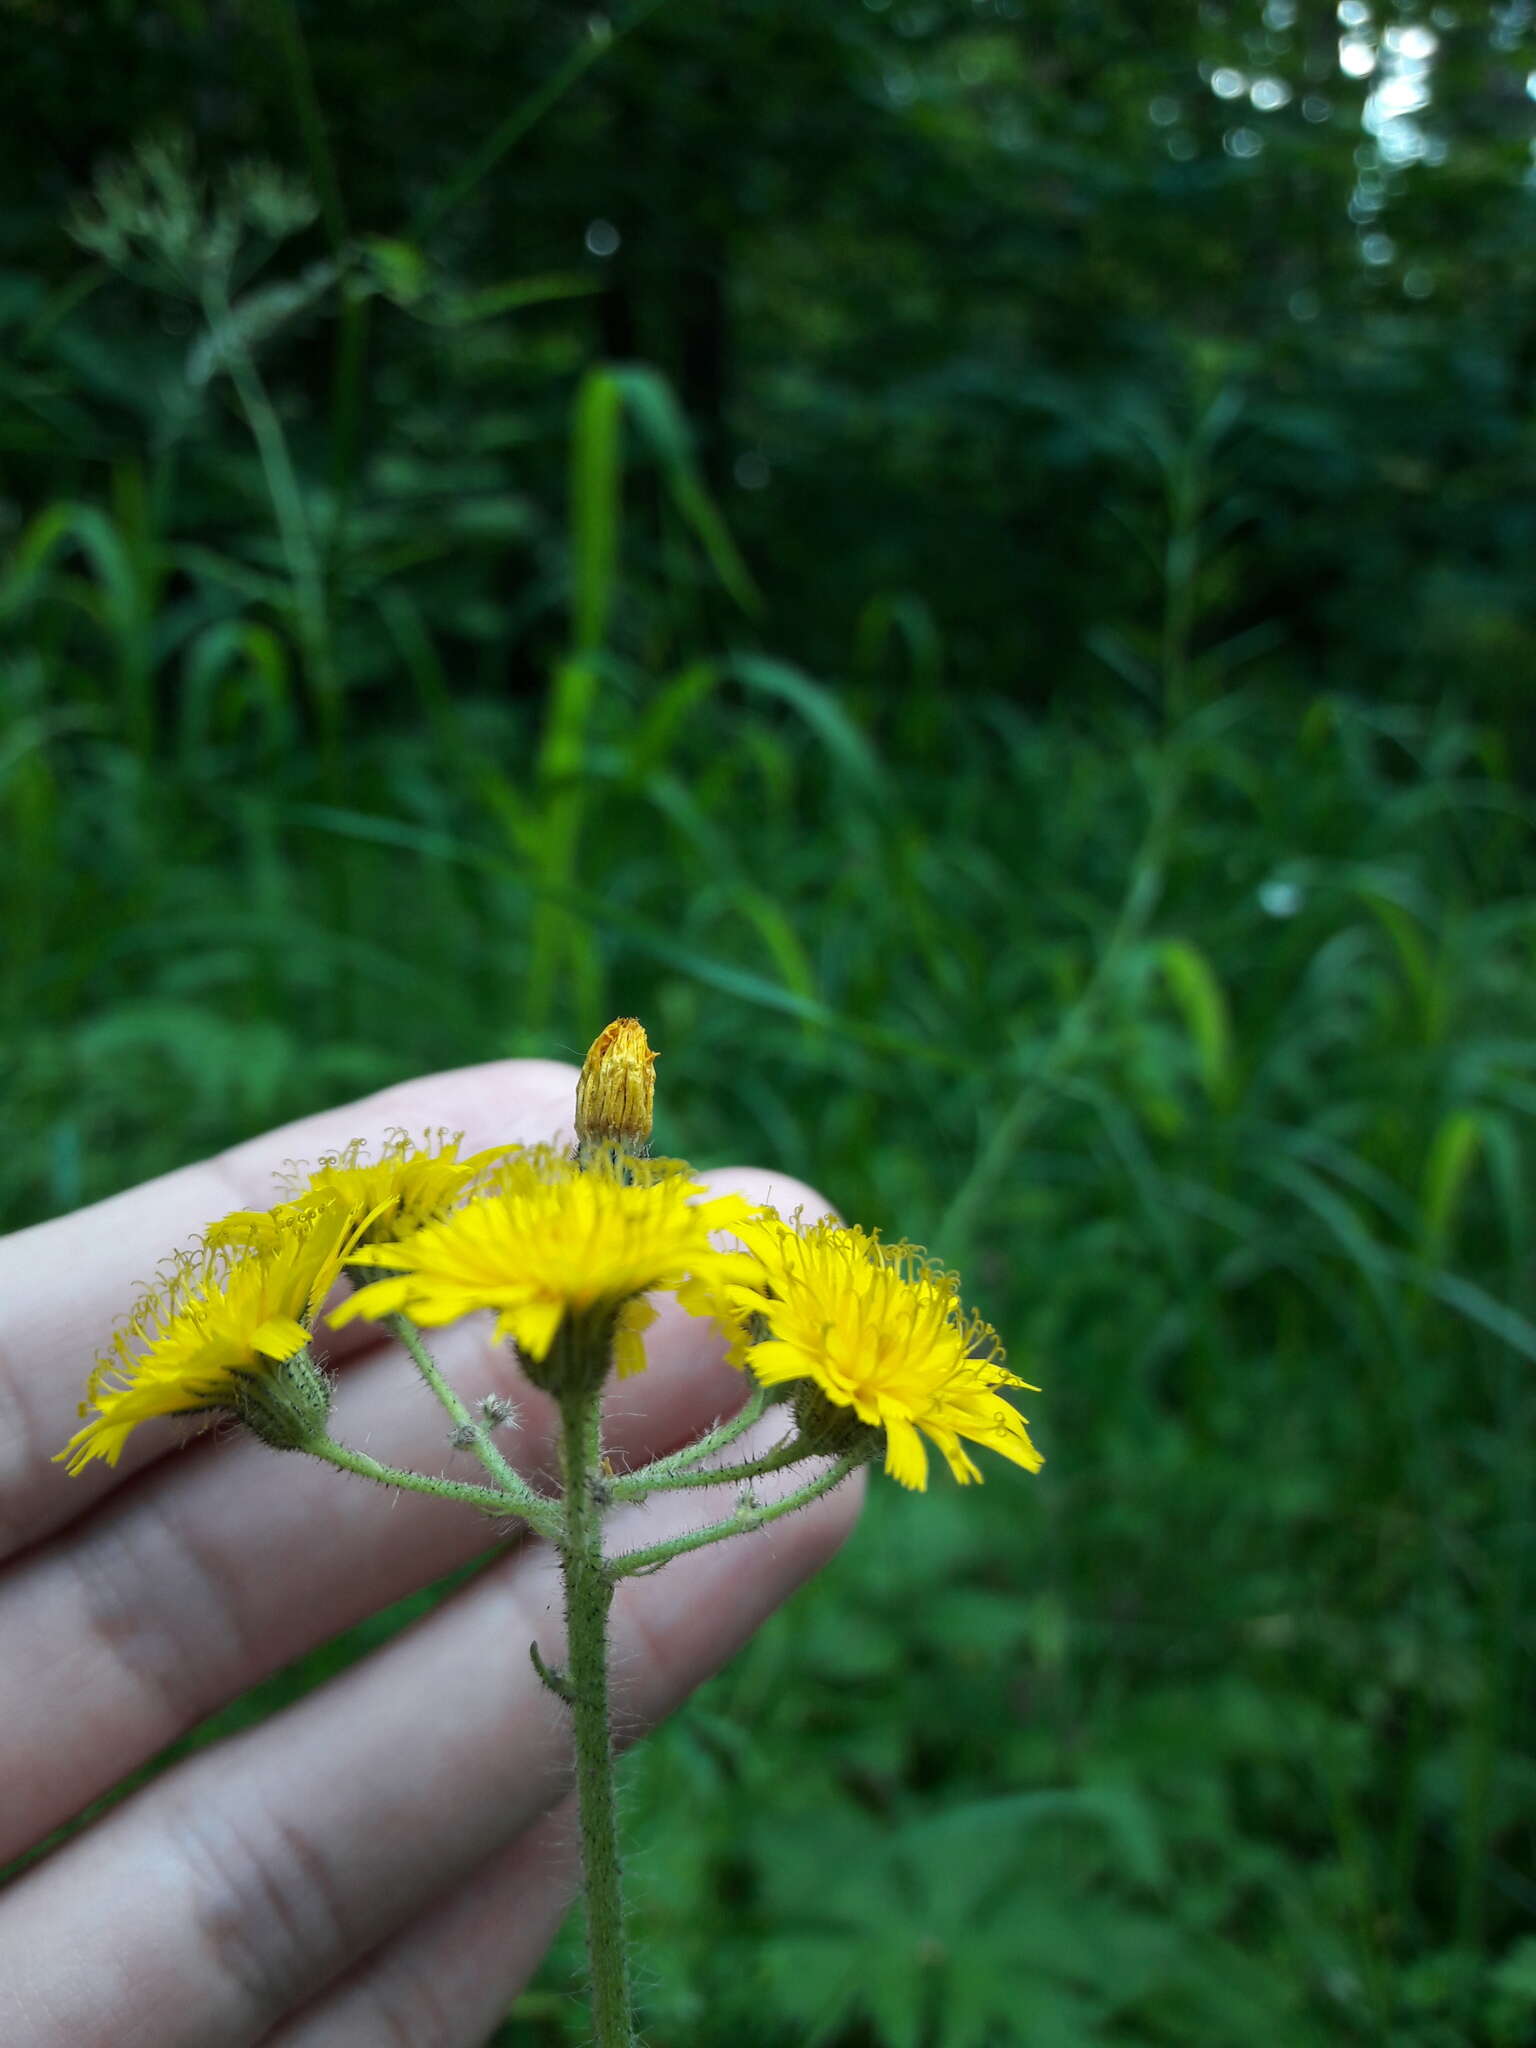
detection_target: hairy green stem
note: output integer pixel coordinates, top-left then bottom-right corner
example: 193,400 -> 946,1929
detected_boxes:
608,1454 -> 861,1579
615,1433 -> 812,1495
560,1386 -> 635,2047
308,1436 -> 510,1516
385,1313 -> 556,1536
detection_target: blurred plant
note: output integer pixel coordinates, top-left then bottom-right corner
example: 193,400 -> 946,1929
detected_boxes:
68,134 -> 320,300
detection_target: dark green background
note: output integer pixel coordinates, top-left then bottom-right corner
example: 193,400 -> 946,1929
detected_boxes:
3,2 -> 1535,2042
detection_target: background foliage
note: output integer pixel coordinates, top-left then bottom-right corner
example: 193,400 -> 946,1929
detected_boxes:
3,2 -> 1535,2042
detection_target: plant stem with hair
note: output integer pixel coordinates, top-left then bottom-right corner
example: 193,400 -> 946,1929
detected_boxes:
559,1385 -> 635,2046
386,1313 -> 552,1529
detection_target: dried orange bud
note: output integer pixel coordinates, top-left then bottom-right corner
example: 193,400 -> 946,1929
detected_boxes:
575,1017 -> 657,1153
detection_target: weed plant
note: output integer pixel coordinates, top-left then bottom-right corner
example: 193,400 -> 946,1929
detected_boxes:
3,134 -> 1534,2048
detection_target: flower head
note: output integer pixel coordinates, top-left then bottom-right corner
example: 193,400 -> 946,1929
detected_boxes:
727,1214 -> 1042,1490
331,1146 -> 756,1383
575,1017 -> 657,1154
57,1202 -> 366,1474
210,1131 -> 502,1254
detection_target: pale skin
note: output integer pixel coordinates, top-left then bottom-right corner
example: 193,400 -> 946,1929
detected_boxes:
0,1059 -> 861,2048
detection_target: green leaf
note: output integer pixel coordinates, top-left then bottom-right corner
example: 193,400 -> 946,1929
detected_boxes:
1420,1108 -> 1485,1264
568,367 -> 625,656
729,654 -> 885,797
1157,938 -> 1236,1110
609,363 -> 759,614
1493,1936 -> 1536,2005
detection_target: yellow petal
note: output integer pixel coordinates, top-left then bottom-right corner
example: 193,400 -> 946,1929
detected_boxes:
882,1414 -> 930,1491
613,1296 -> 658,1378
505,1295 -> 564,1362
251,1316 -> 312,1363
329,1276 -> 415,1327
742,1338 -> 814,1388
935,1430 -> 984,1485
346,1241 -> 413,1271
973,1414 -> 1045,1474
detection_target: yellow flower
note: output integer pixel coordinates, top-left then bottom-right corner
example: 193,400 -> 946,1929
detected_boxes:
331,1146 -> 757,1384
57,1203 -> 367,1474
210,1130 -> 504,1254
727,1214 -> 1042,1491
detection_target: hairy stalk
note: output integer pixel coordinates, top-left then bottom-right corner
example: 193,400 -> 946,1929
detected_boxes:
608,1454 -> 861,1579
615,1434 -> 811,1494
309,1436 -> 510,1516
559,1386 -> 635,2047
386,1313 -> 556,1536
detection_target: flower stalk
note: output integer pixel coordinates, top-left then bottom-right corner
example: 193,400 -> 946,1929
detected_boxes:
607,1453 -> 862,1580
386,1311 -> 555,1532
559,1382 -> 634,2047
308,1434 -> 510,1517
611,1432 -> 813,1495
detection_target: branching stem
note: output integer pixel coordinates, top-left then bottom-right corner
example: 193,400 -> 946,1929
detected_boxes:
608,1454 -> 862,1579
385,1313 -> 557,1537
616,1434 -> 813,1494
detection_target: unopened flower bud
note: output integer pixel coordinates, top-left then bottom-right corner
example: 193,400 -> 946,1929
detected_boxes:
575,1017 -> 656,1156
448,1422 -> 481,1450
480,1393 -> 517,1430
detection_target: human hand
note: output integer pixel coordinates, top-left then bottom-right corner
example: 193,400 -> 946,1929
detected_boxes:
0,1059 -> 861,2047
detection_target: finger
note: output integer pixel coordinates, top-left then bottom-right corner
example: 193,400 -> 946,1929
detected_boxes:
0,1168 -> 832,1861
0,1441 -> 864,2048
266,1804 -> 579,2048
0,1057 -> 579,1559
